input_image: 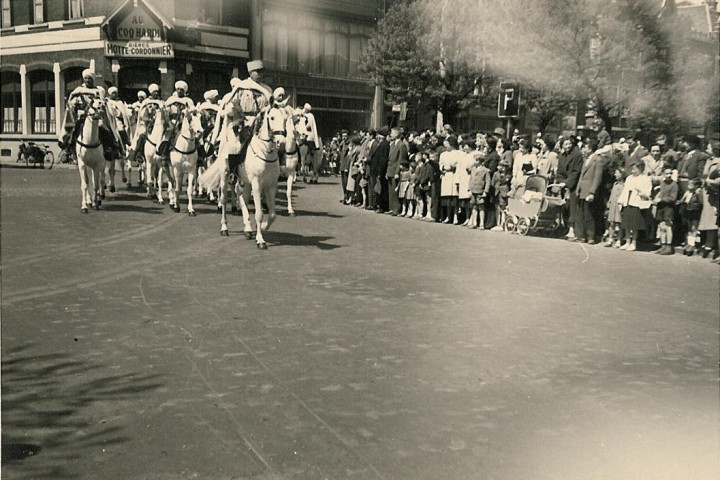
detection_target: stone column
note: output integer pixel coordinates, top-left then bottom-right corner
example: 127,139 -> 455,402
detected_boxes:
20,64 -> 29,136
54,62 -> 63,136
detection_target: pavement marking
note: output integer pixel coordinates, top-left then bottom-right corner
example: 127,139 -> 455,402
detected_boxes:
2,214 -> 185,268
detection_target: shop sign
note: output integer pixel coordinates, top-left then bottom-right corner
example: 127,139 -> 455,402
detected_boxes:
115,9 -> 164,41
105,41 -> 173,58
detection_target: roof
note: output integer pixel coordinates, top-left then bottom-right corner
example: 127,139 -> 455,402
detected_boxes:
101,0 -> 173,31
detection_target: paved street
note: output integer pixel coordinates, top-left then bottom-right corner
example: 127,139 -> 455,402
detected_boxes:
1,164 -> 719,480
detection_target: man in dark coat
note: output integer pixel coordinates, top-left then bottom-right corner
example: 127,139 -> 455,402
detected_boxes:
387,127 -> 409,215
677,134 -> 709,195
555,136 -> 584,240
368,127 -> 390,212
574,140 -> 605,243
337,130 -> 351,203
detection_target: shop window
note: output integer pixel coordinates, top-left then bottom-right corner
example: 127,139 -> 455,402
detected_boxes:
33,0 -> 44,24
30,70 -> 55,133
1,71 -> 22,133
2,0 -> 11,28
67,0 -> 84,20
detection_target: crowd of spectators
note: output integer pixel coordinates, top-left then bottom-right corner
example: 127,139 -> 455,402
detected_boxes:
324,119 -> 720,263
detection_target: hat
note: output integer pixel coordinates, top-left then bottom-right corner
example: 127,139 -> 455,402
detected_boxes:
303,103 -> 312,111
137,90 -> 147,99
493,127 -> 505,136
377,127 -> 389,137
272,87 -> 289,106
82,68 -> 93,79
148,83 -> 160,93
247,60 -> 264,72
174,80 -> 188,91
108,86 -> 118,95
204,89 -> 218,101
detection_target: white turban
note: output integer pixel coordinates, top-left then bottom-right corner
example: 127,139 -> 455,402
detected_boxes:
174,80 -> 188,91
108,86 -> 118,95
82,68 -> 93,79
204,89 -> 219,101
230,77 -> 242,88
148,83 -> 159,93
303,103 -> 312,112
137,90 -> 147,99
247,60 -> 264,72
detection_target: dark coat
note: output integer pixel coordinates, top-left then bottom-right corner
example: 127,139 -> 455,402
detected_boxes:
576,154 -> 604,198
678,150 -> 709,181
483,150 -> 500,175
556,147 -> 583,192
387,139 -> 408,178
369,139 -> 390,177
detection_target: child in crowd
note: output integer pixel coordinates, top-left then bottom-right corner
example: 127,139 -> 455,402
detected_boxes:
617,161 -> 652,251
605,167 -> 625,247
490,161 -> 512,231
468,155 -> 491,229
358,159 -> 369,208
652,167 -> 679,255
398,163 -> 412,216
406,161 -> 418,218
678,178 -> 703,255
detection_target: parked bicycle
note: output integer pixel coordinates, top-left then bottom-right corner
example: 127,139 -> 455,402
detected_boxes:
16,140 -> 54,168
50,148 -> 78,169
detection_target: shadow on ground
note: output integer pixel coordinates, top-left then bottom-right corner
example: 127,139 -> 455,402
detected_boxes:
1,344 -> 163,480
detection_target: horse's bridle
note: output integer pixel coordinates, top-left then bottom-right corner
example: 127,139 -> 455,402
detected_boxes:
171,110 -> 199,155
76,99 -> 103,149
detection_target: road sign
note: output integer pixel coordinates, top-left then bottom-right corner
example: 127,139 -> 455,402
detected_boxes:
498,82 -> 520,118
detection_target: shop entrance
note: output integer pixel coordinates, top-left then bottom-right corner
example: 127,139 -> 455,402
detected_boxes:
118,63 -> 161,104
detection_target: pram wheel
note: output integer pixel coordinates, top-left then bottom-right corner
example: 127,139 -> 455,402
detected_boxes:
517,217 -> 530,236
504,215 -> 518,233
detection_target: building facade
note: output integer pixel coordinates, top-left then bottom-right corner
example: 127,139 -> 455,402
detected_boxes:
0,0 -> 381,160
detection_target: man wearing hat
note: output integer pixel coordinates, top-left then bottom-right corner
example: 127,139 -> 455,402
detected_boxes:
106,87 -> 132,151
59,68 -> 106,150
197,89 -> 220,149
368,127 -> 391,212
60,69 -> 123,161
161,80 -> 195,157
297,103 -> 321,183
128,83 -> 165,163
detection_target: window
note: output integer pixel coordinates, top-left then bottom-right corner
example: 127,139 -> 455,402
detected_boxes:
185,67 -> 230,104
33,0 -> 44,24
64,66 -> 84,102
67,0 -> 84,20
1,71 -> 22,133
30,70 -> 55,133
1,0 -> 11,28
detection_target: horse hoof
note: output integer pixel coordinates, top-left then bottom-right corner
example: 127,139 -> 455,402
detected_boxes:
244,232 -> 254,240
81,207 -> 88,214
257,242 -> 268,250
288,211 -> 296,217
122,176 -> 127,183
231,206 -> 238,213
94,205 -> 100,211
174,206 -> 181,213
221,230 -> 229,237
127,183 -> 132,189
109,186 -> 116,193
188,211 -> 196,217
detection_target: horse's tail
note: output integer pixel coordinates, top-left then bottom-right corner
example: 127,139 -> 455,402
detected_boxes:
198,151 -> 227,192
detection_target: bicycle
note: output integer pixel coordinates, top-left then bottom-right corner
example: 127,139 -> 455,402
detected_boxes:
16,140 -> 54,169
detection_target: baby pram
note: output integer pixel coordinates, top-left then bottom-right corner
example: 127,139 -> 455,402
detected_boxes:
504,175 -> 566,236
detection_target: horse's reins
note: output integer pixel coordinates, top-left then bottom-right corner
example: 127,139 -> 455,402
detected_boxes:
171,111 -> 199,155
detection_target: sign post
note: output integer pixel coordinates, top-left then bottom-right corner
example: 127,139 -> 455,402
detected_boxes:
498,82 -> 520,137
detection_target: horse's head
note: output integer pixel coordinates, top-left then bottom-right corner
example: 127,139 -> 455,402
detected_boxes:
260,105 -> 291,150
85,97 -> 105,121
181,108 -> 203,140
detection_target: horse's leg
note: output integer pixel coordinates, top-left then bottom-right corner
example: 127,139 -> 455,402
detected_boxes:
187,167 -> 196,216
145,155 -> 154,198
78,163 -> 90,213
156,161 -> 165,204
92,164 -> 103,210
250,179 -> 267,248
286,171 -> 295,216
238,182 -> 253,237
106,157 -> 116,193
219,175 -> 229,236
262,182 -> 278,233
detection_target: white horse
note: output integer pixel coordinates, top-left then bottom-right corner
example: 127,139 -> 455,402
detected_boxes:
280,110 -> 305,216
144,109 -> 172,203
75,98 -> 106,213
168,108 -> 203,215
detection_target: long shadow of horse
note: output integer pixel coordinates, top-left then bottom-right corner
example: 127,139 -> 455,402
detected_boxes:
265,231 -> 342,250
286,209 -> 344,218
1,343 -> 163,479
100,203 -> 166,214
